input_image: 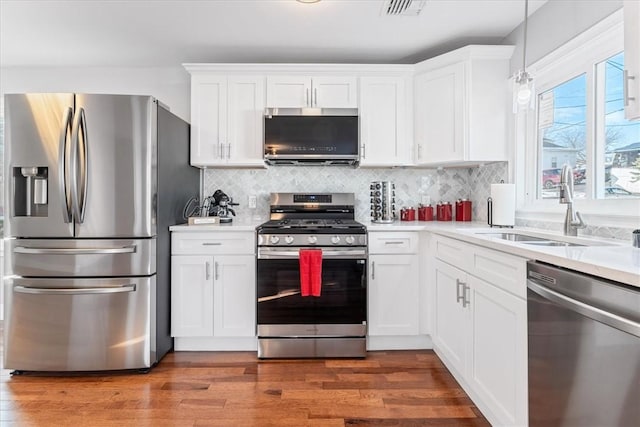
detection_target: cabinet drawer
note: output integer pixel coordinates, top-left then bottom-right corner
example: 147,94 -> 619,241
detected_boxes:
432,235 -> 471,271
470,246 -> 527,299
369,232 -> 418,254
172,232 -> 255,255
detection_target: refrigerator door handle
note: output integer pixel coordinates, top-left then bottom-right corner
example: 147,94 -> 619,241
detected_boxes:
14,284 -> 136,295
58,107 -> 73,223
14,246 -> 137,255
70,107 -> 89,224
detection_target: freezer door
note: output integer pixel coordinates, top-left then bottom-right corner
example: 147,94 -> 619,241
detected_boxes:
73,94 -> 156,238
4,94 -> 75,238
7,238 -> 155,277
3,276 -> 153,372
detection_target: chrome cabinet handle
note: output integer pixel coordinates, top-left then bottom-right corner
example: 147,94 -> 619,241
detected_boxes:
417,144 -> 423,161
456,279 -> 464,304
214,261 -> 219,280
314,88 -> 318,106
218,143 -> 223,159
15,284 -> 135,295
462,283 -> 470,308
14,246 -> 136,255
306,88 -> 310,107
226,143 -> 231,159
384,241 -> 404,245
371,261 -> 375,280
205,261 -> 211,280
59,107 -> 73,223
623,70 -> 636,107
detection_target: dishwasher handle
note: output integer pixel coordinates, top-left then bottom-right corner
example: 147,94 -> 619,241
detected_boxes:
528,280 -> 640,338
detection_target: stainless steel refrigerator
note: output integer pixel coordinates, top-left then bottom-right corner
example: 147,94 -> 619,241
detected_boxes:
3,93 -> 199,372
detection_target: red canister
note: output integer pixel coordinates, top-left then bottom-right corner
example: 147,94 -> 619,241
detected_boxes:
418,204 -> 434,221
400,207 -> 416,221
436,202 -> 453,221
455,199 -> 472,222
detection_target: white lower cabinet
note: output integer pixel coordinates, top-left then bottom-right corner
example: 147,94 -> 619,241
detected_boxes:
431,234 -> 527,427
367,231 -> 429,350
171,231 -> 256,350
368,253 -> 419,336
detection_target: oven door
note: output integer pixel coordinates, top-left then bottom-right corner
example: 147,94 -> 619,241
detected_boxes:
256,246 -> 367,327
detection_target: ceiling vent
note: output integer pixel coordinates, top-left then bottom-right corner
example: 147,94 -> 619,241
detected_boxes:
383,0 -> 426,16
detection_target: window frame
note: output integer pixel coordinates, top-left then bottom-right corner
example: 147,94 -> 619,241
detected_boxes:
516,10 -> 639,228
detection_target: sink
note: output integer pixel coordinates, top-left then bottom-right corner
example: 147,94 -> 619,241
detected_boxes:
476,232 -> 589,247
479,233 -> 548,242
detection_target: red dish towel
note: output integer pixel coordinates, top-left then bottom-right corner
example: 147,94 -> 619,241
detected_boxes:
299,249 -> 323,297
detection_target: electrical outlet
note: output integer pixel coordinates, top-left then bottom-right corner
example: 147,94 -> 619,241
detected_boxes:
248,195 -> 257,209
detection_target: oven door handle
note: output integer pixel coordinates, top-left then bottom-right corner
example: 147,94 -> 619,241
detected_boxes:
258,249 -> 367,259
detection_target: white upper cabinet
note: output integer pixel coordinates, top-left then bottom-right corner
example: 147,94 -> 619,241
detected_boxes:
624,0 -> 640,120
187,70 -> 265,167
413,46 -> 514,166
266,75 -> 357,108
359,76 -> 411,166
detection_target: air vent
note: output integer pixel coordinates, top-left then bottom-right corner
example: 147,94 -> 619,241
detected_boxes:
383,0 -> 426,16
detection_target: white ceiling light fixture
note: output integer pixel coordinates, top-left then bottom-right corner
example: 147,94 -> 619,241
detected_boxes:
514,0 -> 534,112
296,0 -> 321,3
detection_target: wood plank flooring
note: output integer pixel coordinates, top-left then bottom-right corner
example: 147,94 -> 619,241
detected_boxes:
1,334 -> 489,426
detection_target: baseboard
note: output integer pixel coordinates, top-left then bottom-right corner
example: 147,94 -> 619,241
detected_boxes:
175,336 -> 258,351
366,335 -> 433,351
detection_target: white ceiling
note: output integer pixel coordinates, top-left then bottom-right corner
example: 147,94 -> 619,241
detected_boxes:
0,0 -> 547,68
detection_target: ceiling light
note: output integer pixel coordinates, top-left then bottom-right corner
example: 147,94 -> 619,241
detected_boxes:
297,0 -> 321,3
513,0 -> 534,112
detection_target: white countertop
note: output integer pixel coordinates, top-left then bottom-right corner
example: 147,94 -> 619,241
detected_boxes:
366,220 -> 640,287
171,219 -> 639,287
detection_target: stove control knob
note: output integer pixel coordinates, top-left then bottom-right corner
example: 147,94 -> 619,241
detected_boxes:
270,235 -> 280,244
307,235 -> 318,245
331,235 -> 341,245
285,235 -> 294,245
345,236 -> 355,245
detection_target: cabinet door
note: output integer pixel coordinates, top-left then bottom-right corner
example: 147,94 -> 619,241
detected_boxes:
227,76 -> 266,165
624,0 -> 640,120
266,76 -> 311,108
359,76 -> 409,166
312,76 -> 358,108
171,255 -> 214,337
368,254 -> 419,336
432,259 -> 468,376
190,75 -> 228,166
213,255 -> 256,337
414,62 -> 464,164
468,275 -> 527,427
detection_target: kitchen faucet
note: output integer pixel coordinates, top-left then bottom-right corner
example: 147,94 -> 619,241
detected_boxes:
559,164 -> 586,236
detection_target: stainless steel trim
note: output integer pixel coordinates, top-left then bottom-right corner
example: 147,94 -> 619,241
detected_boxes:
258,324 -> 366,337
257,248 -> 367,259
59,107 -> 73,223
528,280 -> 640,338
15,284 -> 136,295
205,261 -> 211,280
14,245 -> 136,255
258,337 -> 366,359
264,107 -> 358,117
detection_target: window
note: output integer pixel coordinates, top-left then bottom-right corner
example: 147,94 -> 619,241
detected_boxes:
520,10 -> 640,224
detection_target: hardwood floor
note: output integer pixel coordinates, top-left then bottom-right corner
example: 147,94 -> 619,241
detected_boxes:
1,331 -> 489,426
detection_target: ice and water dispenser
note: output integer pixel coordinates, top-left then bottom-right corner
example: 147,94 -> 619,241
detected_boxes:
13,166 -> 48,217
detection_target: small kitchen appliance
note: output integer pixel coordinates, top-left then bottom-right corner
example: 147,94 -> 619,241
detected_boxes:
370,181 -> 395,223
256,193 -> 367,359
209,189 -> 238,223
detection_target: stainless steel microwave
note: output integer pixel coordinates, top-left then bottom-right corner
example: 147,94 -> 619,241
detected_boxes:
264,108 -> 359,165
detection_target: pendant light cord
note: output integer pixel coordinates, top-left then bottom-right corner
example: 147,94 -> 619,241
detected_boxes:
522,0 -> 529,72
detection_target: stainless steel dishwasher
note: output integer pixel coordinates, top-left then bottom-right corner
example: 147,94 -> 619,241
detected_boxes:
527,261 -> 640,427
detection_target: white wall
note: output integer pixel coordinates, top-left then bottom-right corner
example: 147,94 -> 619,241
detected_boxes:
0,66 -> 191,121
503,0 -> 623,73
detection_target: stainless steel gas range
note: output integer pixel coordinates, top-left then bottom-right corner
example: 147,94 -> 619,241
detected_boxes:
256,193 -> 367,358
